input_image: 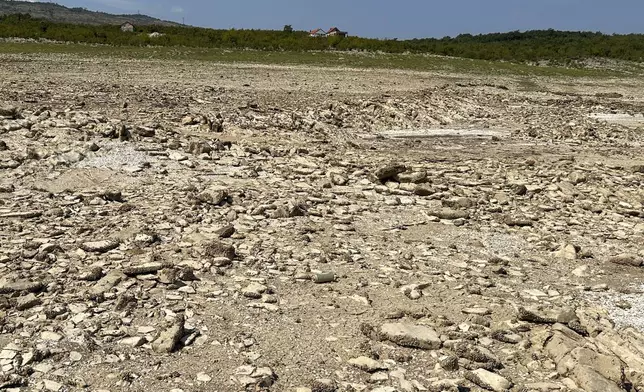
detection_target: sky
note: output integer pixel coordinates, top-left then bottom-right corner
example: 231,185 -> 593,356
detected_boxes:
44,0 -> 644,39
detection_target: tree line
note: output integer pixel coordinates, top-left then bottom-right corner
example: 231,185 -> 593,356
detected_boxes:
2,13 -> 644,63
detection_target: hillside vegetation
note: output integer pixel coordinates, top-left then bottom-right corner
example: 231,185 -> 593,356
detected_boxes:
1,13 -> 644,63
0,0 -> 178,26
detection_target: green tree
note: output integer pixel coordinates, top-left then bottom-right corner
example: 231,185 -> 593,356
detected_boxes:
283,25 -> 293,33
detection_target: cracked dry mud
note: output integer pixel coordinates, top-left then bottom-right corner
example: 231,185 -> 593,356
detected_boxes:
0,53 -> 643,392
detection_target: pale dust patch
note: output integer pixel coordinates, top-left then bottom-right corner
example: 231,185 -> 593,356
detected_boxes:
38,168 -> 137,193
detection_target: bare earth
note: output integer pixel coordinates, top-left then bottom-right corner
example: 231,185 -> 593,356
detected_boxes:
0,53 -> 643,392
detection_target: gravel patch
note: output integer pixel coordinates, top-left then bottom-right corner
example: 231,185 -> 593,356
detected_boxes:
77,142 -> 153,170
588,287 -> 644,331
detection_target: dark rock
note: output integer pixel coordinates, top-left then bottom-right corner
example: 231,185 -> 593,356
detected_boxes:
375,164 -> 406,182
511,184 -> 528,195
215,225 -> 236,238
135,126 -> 156,137
100,190 -> 124,202
517,307 -> 556,324
123,262 -> 168,276
311,379 -> 337,392
0,184 -> 14,193
440,355 -> 460,371
209,115 -> 224,132
203,241 -> 236,259
0,105 -> 17,118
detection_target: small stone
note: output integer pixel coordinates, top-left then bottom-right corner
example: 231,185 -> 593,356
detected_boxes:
119,337 -> 146,347
135,126 -> 156,137
440,355 -> 460,371
89,270 -> 126,300
196,372 -> 212,382
203,241 -> 236,259
395,171 -> 427,183
462,307 -> 491,316
242,282 -> 267,299
79,266 -> 104,281
169,151 -> 187,161
430,208 -> 470,220
0,105 -> 17,118
0,350 -> 17,360
137,326 -> 156,334
40,331 -> 63,342
215,225 -> 236,238
43,379 -> 63,392
152,317 -> 184,353
181,115 -> 196,126
616,300 -> 632,310
311,379 -> 337,392
375,164 -> 406,182
465,369 -> 512,392
16,293 -> 41,310
69,351 -> 83,362
197,186 -> 229,205
80,240 -> 120,253
100,190 -> 123,202
370,372 -> 389,382
123,262 -> 166,276
511,184 -> 528,195
554,244 -> 577,260
0,280 -> 44,294
348,356 -> 386,373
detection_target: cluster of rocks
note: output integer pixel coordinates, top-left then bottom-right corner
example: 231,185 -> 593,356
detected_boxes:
0,53 -> 643,391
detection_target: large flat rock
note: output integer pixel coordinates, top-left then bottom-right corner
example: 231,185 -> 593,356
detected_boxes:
380,323 -> 441,350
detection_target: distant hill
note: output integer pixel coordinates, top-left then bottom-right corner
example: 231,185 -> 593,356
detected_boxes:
0,0 -> 180,26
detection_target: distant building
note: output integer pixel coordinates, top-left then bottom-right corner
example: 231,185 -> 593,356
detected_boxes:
326,27 -> 347,37
120,22 -> 135,32
309,28 -> 326,38
309,27 -> 348,38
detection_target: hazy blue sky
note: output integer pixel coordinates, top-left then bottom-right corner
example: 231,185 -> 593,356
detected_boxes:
51,0 -> 644,39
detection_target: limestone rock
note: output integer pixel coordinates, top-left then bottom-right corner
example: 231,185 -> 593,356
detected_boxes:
465,369 -> 512,391
380,323 -> 441,349
348,356 -> 386,373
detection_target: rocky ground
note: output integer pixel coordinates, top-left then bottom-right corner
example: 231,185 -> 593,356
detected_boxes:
0,52 -> 643,392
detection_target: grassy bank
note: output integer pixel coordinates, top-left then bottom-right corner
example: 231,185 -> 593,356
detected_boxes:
0,41 -> 632,78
